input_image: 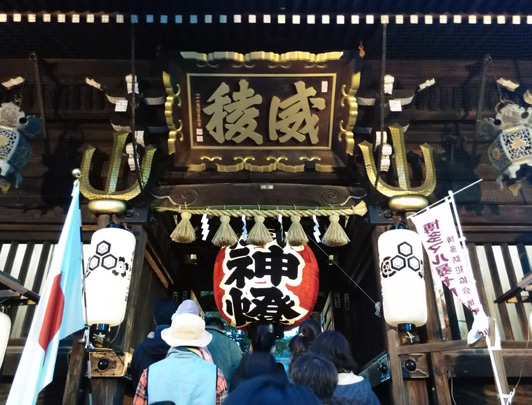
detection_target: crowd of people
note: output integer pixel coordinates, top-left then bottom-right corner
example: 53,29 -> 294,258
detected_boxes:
130,299 -> 380,405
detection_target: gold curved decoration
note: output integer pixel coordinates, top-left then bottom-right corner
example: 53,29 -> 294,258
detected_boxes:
215,156 -> 246,173
164,97 -> 176,126
315,52 -> 344,62
232,62 -> 256,69
359,124 -> 436,197
338,72 -> 360,156
163,71 -> 183,155
280,51 -> 313,63
274,156 -> 305,173
314,163 -> 334,173
209,51 -> 245,63
299,156 -> 334,173
243,156 -> 276,172
175,120 -> 184,141
162,71 -> 181,106
185,155 -> 328,173
168,131 -> 177,155
197,61 -> 220,68
245,51 -> 280,63
187,156 -> 222,172
267,62 -> 291,69
338,121 -> 355,157
80,131 -> 156,201
180,51 -> 209,63
180,50 -> 344,65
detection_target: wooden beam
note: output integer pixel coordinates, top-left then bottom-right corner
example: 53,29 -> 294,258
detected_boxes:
153,183 -> 367,208
396,339 -> 486,355
444,349 -> 532,378
144,248 -> 171,289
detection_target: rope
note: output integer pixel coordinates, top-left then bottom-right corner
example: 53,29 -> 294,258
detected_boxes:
308,233 -> 381,318
156,202 -> 367,218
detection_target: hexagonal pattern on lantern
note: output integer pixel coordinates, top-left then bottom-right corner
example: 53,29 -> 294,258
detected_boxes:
408,256 -> 420,270
391,255 -> 406,270
96,241 -> 111,256
102,254 -> 117,269
89,256 -> 100,270
398,242 -> 413,257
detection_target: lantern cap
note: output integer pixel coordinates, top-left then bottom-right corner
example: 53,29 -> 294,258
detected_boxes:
397,323 -> 416,332
390,223 -> 408,230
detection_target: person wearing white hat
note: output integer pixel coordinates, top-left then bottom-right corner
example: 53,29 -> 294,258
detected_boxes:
133,312 -> 228,405
131,299 -> 212,390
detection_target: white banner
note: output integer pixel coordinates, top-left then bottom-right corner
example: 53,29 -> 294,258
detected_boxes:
411,197 -> 489,344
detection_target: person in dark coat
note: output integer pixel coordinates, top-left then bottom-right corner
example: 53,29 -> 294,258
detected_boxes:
229,324 -> 286,392
225,374 -> 322,405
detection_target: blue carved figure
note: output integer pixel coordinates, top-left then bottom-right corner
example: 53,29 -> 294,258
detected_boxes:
0,102 -> 42,193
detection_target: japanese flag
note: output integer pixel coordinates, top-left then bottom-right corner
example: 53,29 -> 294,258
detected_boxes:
7,181 -> 85,405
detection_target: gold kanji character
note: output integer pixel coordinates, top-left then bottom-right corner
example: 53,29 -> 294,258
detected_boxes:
225,79 -> 263,144
203,82 -> 231,143
269,81 -> 326,144
203,80 -> 263,145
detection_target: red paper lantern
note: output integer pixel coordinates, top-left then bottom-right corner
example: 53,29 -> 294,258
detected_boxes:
213,239 -> 319,329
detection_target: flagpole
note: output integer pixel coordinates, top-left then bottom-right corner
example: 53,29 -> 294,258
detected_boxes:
74,171 -> 94,405
80,230 -> 94,405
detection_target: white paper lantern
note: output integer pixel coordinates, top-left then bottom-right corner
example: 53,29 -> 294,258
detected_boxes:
378,228 -> 427,329
0,311 -> 11,368
85,227 -> 136,327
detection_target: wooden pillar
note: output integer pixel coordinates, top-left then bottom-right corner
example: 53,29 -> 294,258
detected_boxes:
423,256 -> 452,404
386,329 -> 408,405
61,331 -> 86,404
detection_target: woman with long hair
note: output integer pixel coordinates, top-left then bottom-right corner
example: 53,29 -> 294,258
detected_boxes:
311,331 -> 380,405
